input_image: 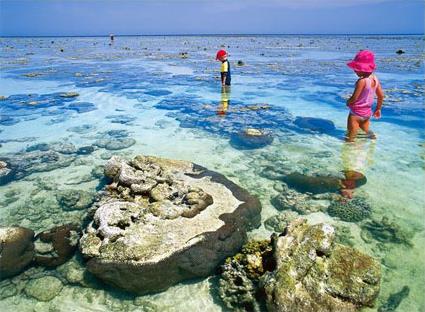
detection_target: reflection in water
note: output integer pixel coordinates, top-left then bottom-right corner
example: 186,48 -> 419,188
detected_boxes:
217,86 -> 231,116
340,140 -> 376,198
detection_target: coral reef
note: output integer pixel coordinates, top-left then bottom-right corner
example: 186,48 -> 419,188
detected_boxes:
327,197 -> 372,222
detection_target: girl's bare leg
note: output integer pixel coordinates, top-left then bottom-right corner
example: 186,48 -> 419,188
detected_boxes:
359,119 -> 370,133
359,119 -> 376,139
346,114 -> 360,142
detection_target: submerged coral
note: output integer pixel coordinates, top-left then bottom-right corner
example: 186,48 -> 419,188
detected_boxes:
281,172 -> 342,194
264,210 -> 299,232
56,189 -> 95,211
334,224 -> 356,247
34,224 -> 82,267
361,217 -> 413,247
294,116 -> 336,134
219,240 -> 273,311
230,128 -> 274,150
327,197 -> 372,222
378,286 -> 410,312
24,275 -> 63,302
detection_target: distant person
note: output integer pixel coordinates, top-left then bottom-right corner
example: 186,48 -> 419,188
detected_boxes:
346,50 -> 384,142
110,34 -> 115,41
216,49 -> 231,87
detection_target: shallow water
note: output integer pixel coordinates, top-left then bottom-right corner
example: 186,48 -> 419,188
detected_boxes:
0,35 -> 424,311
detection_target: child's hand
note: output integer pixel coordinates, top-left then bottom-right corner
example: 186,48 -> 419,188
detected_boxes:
373,109 -> 381,119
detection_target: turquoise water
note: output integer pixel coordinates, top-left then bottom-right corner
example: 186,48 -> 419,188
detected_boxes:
0,35 -> 424,311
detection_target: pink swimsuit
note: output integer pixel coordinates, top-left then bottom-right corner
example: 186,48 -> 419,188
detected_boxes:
349,76 -> 378,119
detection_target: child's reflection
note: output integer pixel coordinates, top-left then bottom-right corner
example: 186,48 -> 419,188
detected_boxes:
340,140 -> 376,198
217,86 -> 230,116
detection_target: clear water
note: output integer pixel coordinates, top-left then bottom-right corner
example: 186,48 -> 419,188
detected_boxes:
0,35 -> 424,311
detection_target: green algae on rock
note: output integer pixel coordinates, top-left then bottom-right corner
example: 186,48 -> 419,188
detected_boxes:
219,240 -> 274,312
79,155 -> 261,294
218,219 -> 381,311
261,219 -> 381,312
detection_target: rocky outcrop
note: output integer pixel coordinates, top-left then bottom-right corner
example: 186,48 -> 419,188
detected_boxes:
261,219 -> 381,312
219,219 -> 381,312
79,155 -> 261,294
0,227 -> 35,279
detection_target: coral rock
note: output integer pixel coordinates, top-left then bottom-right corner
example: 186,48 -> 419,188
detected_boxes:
261,219 -> 381,312
24,276 -> 63,302
34,224 -> 81,267
0,227 -> 35,278
79,155 -> 261,294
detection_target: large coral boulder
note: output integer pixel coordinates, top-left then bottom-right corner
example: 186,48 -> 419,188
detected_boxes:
0,227 -> 35,279
261,219 -> 381,312
79,155 -> 261,294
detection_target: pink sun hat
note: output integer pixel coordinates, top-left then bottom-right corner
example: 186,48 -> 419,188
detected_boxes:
347,50 -> 376,73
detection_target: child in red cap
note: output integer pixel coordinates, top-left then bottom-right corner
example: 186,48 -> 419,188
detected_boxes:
346,50 -> 384,142
216,50 -> 231,86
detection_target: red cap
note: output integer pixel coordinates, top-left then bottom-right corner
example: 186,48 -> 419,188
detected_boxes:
216,50 -> 227,60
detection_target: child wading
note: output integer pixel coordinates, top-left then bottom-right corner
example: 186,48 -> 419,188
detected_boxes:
216,49 -> 231,86
346,50 -> 384,142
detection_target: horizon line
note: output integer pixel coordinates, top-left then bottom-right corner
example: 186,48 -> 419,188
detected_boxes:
0,33 -> 423,38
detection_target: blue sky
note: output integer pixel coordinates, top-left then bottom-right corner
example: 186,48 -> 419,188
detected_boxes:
0,0 -> 423,36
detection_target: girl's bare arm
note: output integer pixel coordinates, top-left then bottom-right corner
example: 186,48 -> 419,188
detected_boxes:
373,81 -> 384,118
347,78 -> 366,105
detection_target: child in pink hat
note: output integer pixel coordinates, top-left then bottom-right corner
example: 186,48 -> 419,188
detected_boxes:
346,50 -> 384,142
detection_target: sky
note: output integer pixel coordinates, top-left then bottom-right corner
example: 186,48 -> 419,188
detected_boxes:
0,0 -> 424,36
